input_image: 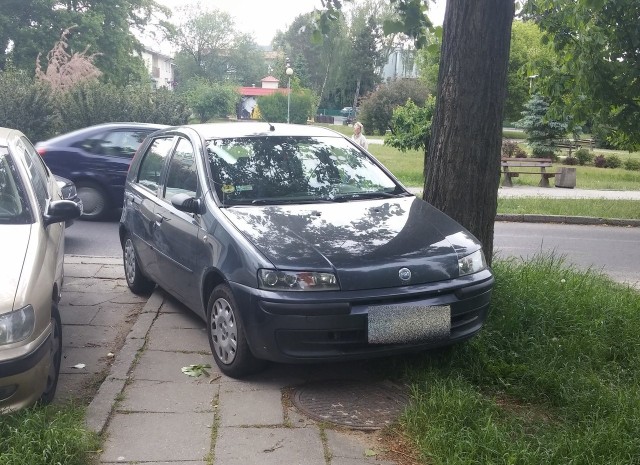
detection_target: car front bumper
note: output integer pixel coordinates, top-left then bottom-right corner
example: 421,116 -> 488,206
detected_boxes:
230,269 -> 494,363
0,332 -> 51,413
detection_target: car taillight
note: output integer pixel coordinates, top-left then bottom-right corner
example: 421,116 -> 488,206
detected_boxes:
36,147 -> 46,156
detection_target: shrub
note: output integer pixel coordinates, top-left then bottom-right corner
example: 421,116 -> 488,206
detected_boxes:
57,82 -> 190,133
515,94 -> 568,157
563,156 -> 578,165
0,70 -> 56,141
359,79 -> 430,135
605,154 -> 622,169
501,140 -> 527,158
593,154 -> 607,168
623,159 -> 640,171
385,97 -> 436,152
180,77 -> 239,123
574,148 -> 593,166
257,88 -> 316,124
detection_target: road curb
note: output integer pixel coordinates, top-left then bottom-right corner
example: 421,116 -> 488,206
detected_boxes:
85,290 -> 165,435
496,214 -> 640,227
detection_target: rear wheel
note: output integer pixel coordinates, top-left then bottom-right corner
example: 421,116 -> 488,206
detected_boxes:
123,234 -> 155,295
206,284 -> 264,378
39,302 -> 62,405
76,182 -> 108,220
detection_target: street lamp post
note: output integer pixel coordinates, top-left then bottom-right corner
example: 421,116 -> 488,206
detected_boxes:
286,66 -> 293,124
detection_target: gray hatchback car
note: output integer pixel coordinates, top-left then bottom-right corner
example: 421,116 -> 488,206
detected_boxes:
120,123 -> 494,377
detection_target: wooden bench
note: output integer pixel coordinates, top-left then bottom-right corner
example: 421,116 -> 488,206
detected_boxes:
501,157 -> 557,187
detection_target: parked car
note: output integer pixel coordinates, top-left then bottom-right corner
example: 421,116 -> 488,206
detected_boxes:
36,123 -> 166,220
120,123 -> 494,377
54,175 -> 83,227
340,106 -> 355,118
0,127 -> 81,413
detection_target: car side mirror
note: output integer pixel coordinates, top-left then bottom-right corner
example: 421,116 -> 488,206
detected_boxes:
171,193 -> 201,214
44,200 -> 82,226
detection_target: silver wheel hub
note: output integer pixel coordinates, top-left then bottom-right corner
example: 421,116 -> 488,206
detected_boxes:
210,298 -> 238,365
124,239 -> 136,284
77,186 -> 104,216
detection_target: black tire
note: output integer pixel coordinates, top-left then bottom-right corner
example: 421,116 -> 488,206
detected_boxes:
206,284 -> 264,378
76,181 -> 109,220
123,234 -> 155,295
39,302 -> 62,405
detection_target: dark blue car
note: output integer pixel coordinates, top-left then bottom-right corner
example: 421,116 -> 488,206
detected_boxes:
119,122 -> 494,378
36,123 -> 166,219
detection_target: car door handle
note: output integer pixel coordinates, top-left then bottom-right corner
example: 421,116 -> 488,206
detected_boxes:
154,213 -> 169,224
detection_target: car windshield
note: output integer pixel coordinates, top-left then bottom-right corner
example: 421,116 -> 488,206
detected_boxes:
206,136 -> 402,206
0,149 -> 32,224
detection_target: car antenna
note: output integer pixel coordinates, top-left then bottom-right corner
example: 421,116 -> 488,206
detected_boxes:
258,113 -> 275,132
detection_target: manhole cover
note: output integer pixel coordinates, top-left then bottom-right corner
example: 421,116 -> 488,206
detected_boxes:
292,379 -> 409,430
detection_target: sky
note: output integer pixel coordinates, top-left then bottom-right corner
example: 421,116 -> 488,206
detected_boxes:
156,0 -> 446,48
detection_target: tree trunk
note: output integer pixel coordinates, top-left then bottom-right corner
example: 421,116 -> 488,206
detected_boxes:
424,0 -> 514,265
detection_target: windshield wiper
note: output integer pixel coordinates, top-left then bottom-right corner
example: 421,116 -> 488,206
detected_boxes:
330,191 -> 406,202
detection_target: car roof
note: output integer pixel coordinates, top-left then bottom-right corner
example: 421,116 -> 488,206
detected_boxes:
37,122 -> 168,145
169,122 -> 345,140
0,127 -> 27,147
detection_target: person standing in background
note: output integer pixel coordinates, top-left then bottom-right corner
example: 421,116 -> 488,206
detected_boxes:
351,122 -> 368,150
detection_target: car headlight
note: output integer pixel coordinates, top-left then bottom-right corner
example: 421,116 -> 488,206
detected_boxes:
458,249 -> 487,277
258,270 -> 339,291
0,305 -> 35,345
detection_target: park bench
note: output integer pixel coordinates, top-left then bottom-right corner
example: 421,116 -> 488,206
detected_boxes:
501,157 -> 557,187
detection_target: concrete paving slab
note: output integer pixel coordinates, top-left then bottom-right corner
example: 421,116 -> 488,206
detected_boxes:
90,303 -> 141,326
219,365 -> 305,392
325,430 -> 386,461
120,379 -> 218,413
146,325 -> 210,353
59,304 -> 101,325
132,350 -> 218,382
219,388 -> 284,426
65,263 -> 102,278
95,264 -> 125,279
55,372 -> 94,404
86,377 -> 127,434
60,346 -> 111,374
63,277 -> 127,293
66,255 -> 121,265
61,291 -> 121,306
332,458 -> 395,465
63,324 -> 120,348
214,426 -> 325,465
153,311 -> 205,329
100,412 -> 214,463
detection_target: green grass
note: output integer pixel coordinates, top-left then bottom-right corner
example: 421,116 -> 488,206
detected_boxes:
498,198 -> 640,220
504,165 -> 640,190
0,404 -> 99,465
388,255 -> 640,464
367,144 -> 424,186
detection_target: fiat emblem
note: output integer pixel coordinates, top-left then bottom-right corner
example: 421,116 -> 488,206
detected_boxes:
398,267 -> 411,282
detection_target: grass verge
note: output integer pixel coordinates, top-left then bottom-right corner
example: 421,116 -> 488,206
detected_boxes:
388,255 -> 640,464
498,198 -> 640,220
0,404 -> 99,465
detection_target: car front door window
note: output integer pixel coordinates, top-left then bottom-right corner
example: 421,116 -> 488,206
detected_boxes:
164,138 -> 198,201
137,137 -> 175,194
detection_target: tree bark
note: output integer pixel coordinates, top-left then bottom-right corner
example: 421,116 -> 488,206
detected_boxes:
424,0 -> 514,265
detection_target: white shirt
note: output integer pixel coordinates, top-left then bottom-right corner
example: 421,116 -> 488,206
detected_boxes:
351,133 -> 368,150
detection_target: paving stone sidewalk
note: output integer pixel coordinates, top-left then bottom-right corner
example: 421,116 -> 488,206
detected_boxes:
61,256 -> 398,465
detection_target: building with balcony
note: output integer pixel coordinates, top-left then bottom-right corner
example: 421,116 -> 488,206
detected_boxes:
140,47 -> 175,89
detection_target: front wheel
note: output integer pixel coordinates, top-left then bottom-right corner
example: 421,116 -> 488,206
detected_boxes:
206,284 -> 263,378
123,234 -> 155,295
76,182 -> 108,220
39,302 -> 62,405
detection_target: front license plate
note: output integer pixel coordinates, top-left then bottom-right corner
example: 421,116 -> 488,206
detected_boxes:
368,304 -> 451,344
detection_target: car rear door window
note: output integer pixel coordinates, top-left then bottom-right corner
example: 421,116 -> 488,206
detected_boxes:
137,137 -> 175,194
164,138 -> 198,201
18,137 -> 50,212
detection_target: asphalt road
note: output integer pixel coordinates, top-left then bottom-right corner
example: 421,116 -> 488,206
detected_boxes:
65,218 -> 640,288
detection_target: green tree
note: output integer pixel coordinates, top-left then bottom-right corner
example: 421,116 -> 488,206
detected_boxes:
504,20 -> 556,123
515,93 -> 568,156
0,0 -> 170,86
415,28 -> 441,93
524,0 -> 640,150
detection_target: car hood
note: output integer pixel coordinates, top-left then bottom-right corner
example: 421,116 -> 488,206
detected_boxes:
222,197 -> 482,291
0,225 -> 31,312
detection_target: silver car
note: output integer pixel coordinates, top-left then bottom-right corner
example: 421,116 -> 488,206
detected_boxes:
0,127 -> 81,413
